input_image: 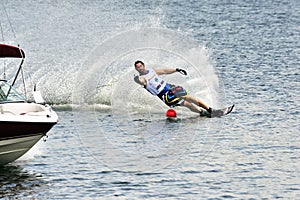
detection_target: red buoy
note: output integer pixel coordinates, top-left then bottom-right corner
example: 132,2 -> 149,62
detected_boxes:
166,109 -> 177,118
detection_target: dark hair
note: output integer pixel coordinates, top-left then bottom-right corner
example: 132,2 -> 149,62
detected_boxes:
134,60 -> 144,66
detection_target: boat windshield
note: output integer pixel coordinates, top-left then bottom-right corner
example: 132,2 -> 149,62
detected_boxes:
0,80 -> 26,102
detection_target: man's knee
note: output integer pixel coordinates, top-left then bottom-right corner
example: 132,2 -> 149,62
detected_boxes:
184,95 -> 194,102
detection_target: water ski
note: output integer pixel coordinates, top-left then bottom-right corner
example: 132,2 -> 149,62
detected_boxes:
165,105 -> 234,119
202,105 -> 234,118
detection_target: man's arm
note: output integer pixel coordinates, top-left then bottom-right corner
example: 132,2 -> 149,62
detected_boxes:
154,68 -> 177,75
154,68 -> 187,75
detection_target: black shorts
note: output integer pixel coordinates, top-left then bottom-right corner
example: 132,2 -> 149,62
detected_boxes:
162,85 -> 188,107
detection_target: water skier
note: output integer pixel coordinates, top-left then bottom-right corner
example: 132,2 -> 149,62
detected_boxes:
133,60 -> 213,116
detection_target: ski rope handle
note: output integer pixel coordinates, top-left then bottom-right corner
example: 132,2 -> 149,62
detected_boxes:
176,68 -> 187,75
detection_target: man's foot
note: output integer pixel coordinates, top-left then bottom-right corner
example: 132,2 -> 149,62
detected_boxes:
200,109 -> 211,117
207,107 -> 212,114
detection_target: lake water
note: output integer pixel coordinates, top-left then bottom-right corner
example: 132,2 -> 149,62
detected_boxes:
0,0 -> 299,199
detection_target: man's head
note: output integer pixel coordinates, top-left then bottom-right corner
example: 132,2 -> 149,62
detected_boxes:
134,60 -> 146,75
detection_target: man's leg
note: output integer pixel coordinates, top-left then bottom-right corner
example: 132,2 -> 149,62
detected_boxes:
182,100 -> 202,114
184,95 -> 210,111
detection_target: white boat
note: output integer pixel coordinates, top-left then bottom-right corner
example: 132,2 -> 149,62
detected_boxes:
0,44 -> 58,165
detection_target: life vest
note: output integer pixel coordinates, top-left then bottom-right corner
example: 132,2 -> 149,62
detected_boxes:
141,69 -> 167,95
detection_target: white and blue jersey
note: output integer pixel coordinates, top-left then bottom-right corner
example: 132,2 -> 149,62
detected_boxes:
141,69 -> 168,95
141,69 -> 188,107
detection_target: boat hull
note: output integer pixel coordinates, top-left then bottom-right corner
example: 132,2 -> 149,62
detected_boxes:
0,134 -> 44,165
0,121 -> 56,165
0,121 -> 56,139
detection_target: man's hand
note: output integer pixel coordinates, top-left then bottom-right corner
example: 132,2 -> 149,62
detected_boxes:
134,75 -> 147,86
176,68 -> 187,75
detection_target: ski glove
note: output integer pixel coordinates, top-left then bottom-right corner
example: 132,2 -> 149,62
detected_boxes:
176,68 -> 187,75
